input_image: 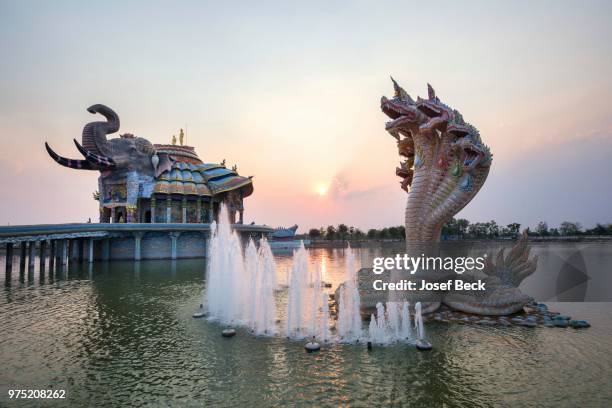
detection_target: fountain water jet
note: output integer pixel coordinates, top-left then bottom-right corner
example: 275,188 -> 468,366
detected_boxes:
368,301 -> 418,345
414,302 -> 425,340
205,203 -> 278,335
337,245 -> 363,342
285,242 -> 330,340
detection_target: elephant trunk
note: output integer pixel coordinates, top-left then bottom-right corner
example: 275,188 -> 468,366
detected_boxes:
81,104 -> 119,158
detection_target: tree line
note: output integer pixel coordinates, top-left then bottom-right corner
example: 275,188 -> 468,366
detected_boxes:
306,219 -> 612,241
306,224 -> 405,241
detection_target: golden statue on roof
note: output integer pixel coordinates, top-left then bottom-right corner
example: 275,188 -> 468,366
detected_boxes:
179,128 -> 185,146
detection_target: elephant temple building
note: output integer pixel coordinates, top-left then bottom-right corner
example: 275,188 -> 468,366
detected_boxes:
44,112 -> 254,225
0,105 -> 272,266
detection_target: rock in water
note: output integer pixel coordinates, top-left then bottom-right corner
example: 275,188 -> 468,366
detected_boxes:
416,339 -> 433,351
192,312 -> 206,319
553,319 -> 569,328
569,320 -> 590,328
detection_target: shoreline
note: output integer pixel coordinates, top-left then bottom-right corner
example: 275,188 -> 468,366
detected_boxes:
305,235 -> 612,248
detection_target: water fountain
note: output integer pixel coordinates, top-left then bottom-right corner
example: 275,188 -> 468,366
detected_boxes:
205,204 -> 278,335
203,203 -> 431,350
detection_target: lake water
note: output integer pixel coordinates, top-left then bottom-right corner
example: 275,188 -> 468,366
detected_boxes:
1,245 -> 611,407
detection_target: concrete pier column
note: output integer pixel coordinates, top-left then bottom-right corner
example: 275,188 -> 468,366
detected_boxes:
169,232 -> 181,260
88,239 -> 94,263
151,196 -> 157,224
49,240 -> 56,270
19,242 -> 27,271
166,196 -> 172,223
102,239 -> 110,261
70,240 -> 79,261
196,198 -> 202,223
39,240 -> 47,270
28,241 -> 36,271
5,243 -> 13,273
61,239 -> 69,265
133,232 -> 144,261
182,197 -> 187,223
78,239 -> 84,262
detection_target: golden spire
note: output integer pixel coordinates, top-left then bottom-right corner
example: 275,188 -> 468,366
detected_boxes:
179,128 -> 185,146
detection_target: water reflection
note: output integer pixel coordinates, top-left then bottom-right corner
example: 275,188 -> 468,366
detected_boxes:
0,248 -> 611,406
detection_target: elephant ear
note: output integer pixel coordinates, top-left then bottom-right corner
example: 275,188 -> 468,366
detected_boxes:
155,153 -> 175,178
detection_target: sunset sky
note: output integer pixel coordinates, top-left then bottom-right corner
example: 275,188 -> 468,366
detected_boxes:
1,1 -> 611,231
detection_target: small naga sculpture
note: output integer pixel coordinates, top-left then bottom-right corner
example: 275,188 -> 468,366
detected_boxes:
381,78 -> 538,315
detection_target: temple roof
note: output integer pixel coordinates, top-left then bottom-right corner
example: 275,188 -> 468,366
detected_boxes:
153,145 -> 253,197
154,144 -> 202,164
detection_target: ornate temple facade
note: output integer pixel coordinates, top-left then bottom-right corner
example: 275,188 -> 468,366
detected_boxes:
98,143 -> 253,224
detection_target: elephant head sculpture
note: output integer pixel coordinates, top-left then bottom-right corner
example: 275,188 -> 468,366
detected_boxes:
45,104 -> 173,177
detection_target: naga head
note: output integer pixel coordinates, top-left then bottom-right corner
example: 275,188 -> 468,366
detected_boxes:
380,77 -> 428,140
45,104 -> 171,177
449,112 -> 492,171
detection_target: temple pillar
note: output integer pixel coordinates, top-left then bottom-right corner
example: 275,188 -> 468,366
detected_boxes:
166,196 -> 172,223
88,239 -> 94,263
133,232 -> 144,261
239,210 -> 244,224
196,198 -> 202,223
110,207 -> 116,223
208,200 -> 214,223
19,242 -> 26,271
127,205 -> 136,223
169,232 -> 181,260
182,197 -> 187,223
28,241 -> 36,272
39,240 -> 47,270
5,243 -> 13,273
151,196 -> 157,224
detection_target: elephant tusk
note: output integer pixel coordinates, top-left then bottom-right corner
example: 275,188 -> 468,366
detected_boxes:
73,139 -> 115,167
45,142 -> 97,170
